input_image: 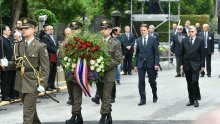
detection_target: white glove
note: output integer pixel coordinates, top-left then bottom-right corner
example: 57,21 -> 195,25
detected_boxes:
0,58 -> 8,67
37,85 -> 45,93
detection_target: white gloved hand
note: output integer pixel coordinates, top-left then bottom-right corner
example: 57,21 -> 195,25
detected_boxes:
37,85 -> 45,93
0,58 -> 8,67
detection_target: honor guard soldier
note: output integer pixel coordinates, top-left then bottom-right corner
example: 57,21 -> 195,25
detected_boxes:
0,18 -> 50,124
97,20 -> 122,124
59,21 -> 84,124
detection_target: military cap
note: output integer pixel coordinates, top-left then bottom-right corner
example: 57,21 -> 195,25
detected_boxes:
20,18 -> 37,29
100,19 -> 112,28
69,21 -> 82,30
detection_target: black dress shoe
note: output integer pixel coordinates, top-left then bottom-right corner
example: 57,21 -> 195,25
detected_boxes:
138,100 -> 146,106
105,114 -> 112,124
2,96 -> 11,101
186,101 -> 194,106
111,99 -> 115,103
153,97 -> 158,103
200,75 -> 204,77
194,100 -> 199,107
128,72 -> 132,75
65,114 -> 76,124
175,74 -> 181,77
207,74 -> 211,77
99,114 -> 107,124
116,80 -> 120,85
91,97 -> 100,104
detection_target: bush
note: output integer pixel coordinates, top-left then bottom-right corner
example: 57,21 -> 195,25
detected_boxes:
34,9 -> 58,26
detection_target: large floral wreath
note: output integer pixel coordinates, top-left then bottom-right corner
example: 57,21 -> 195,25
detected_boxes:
60,31 -> 110,96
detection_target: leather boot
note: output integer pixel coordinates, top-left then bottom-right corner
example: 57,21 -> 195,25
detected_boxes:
105,113 -> 112,124
65,114 -> 76,124
99,114 -> 107,124
74,113 -> 83,124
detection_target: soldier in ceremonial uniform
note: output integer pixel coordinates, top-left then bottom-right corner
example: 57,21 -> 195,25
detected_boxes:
59,21 -> 83,124
97,20 -> 122,124
1,18 -> 50,124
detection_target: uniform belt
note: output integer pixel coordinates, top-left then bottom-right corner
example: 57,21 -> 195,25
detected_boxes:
17,67 -> 39,72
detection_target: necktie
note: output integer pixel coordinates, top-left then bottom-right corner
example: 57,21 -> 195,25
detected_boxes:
143,37 -> 146,46
204,32 -> 207,48
190,38 -> 193,45
127,33 -> 129,40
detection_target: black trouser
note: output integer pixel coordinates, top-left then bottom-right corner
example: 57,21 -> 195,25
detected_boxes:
95,83 -> 116,100
48,62 -> 57,88
123,53 -> 133,74
184,66 -> 201,101
138,64 -> 157,100
175,55 -> 184,75
201,48 -> 211,75
1,70 -> 12,98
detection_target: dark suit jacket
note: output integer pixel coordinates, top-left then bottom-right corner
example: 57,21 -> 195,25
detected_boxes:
198,31 -> 214,54
182,27 -> 189,35
41,34 -> 59,54
149,32 -> 160,46
135,36 -> 159,68
171,33 -> 187,56
0,36 -> 13,60
180,36 -> 205,71
121,33 -> 135,55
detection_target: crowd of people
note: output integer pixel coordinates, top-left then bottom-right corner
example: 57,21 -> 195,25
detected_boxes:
0,17 -> 219,124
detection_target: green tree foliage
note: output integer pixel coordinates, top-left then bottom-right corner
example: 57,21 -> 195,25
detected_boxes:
34,9 -> 58,26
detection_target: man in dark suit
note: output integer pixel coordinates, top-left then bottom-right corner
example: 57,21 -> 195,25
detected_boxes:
183,20 -> 190,35
121,25 -> 135,75
171,25 -> 187,77
180,26 -> 205,107
0,25 -> 13,101
148,25 -> 160,46
134,24 -> 159,106
198,24 -> 214,77
42,25 -> 59,90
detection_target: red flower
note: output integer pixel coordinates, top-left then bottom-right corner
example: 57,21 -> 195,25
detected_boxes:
77,47 -> 81,51
95,45 -> 100,50
80,40 -> 86,44
71,44 -> 74,49
82,44 -> 87,49
90,47 -> 95,52
86,42 -> 92,47
73,37 -> 80,41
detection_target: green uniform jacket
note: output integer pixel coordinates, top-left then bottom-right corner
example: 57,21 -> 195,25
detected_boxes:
102,37 -> 122,83
8,39 -> 50,93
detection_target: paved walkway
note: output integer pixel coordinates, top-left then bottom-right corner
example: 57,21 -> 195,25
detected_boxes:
0,51 -> 220,124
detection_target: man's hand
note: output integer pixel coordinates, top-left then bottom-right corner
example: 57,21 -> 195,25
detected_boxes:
37,85 -> 45,93
134,67 -> 138,72
122,56 -> 125,60
200,67 -> 205,72
126,46 -> 131,50
155,66 -> 159,71
0,58 -> 8,68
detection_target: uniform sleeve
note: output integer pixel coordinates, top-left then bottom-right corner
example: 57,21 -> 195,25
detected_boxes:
107,42 -> 122,70
39,44 -> 50,87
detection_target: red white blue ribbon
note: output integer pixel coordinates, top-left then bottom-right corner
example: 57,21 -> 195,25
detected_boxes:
74,58 -> 91,97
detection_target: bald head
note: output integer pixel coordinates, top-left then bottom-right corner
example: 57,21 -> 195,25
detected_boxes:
64,27 -> 71,38
202,24 -> 209,32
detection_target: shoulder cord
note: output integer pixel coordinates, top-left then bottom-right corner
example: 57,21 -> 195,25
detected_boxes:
13,44 -> 43,86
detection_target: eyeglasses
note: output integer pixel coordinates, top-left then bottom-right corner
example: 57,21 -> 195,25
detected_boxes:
188,31 -> 194,33
177,28 -> 182,30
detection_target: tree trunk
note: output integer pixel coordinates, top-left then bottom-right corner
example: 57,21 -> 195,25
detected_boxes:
9,0 -> 23,30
